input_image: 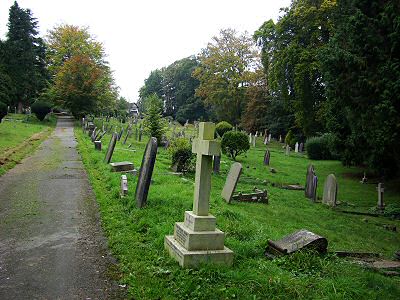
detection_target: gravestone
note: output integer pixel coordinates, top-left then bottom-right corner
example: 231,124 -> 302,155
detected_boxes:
252,135 -> 256,147
264,149 -> 270,165
305,164 -> 318,202
104,133 -> 118,163
249,133 -> 252,143
266,229 -> 327,258
322,174 -> 338,207
94,140 -> 102,151
377,183 -> 385,210
299,142 -> 304,153
279,135 -> 282,143
165,122 -> 233,267
213,155 -> 221,175
285,145 -> 290,156
138,127 -> 143,142
123,129 -> 131,145
90,127 -> 97,141
110,161 -> 135,172
88,122 -> 95,136
264,135 -> 268,145
118,128 -> 124,141
120,175 -> 128,197
135,127 -> 138,140
295,142 -> 299,153
268,134 -> 272,142
135,137 -> 158,208
221,162 -> 242,203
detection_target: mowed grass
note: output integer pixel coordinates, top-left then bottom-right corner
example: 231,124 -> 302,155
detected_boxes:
0,113 -> 56,176
75,121 -> 400,299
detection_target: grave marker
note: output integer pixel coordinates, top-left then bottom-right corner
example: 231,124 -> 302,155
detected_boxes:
120,175 -> 128,197
377,183 -> 385,210
221,162 -> 242,203
94,140 -> 102,151
305,164 -> 318,202
135,137 -> 158,208
264,149 -> 270,165
285,144 -> 290,156
322,174 -> 338,207
213,155 -> 221,175
165,122 -> 233,267
295,142 -> 299,153
299,142 -> 304,153
104,133 -> 117,163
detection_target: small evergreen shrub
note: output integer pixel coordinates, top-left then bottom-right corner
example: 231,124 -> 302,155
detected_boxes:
221,131 -> 250,160
169,138 -> 195,172
31,101 -> 52,121
306,134 -> 334,160
0,101 -> 7,121
285,129 -> 295,147
216,121 -> 233,137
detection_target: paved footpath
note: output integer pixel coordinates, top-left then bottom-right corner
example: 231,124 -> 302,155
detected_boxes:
0,116 -> 124,299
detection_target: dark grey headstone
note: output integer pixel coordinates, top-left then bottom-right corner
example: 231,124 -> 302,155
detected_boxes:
138,128 -> 143,142
213,155 -> 221,174
135,137 -> 158,208
299,142 -> 304,153
94,140 -> 102,151
104,133 -> 117,163
123,129 -> 131,145
264,150 -> 270,165
305,164 -> 317,201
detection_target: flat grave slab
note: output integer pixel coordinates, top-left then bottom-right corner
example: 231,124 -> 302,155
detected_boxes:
110,161 -> 134,172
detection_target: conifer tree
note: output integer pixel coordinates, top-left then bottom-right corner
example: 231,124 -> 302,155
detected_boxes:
143,94 -> 165,145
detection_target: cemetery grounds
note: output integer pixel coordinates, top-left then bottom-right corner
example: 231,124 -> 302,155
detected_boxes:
0,113 -> 56,176
75,118 -> 400,299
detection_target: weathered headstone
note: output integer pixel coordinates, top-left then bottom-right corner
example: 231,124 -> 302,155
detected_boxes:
299,142 -> 304,153
94,140 -> 102,151
120,175 -> 128,197
252,135 -> 256,147
135,137 -> 158,208
165,122 -> 233,267
221,162 -> 242,203
213,155 -> 221,175
264,135 -> 268,145
285,144 -> 290,156
104,133 -> 118,163
279,135 -> 282,143
305,164 -> 317,202
322,174 -> 338,207
268,133 -> 272,143
265,229 -> 328,258
295,142 -> 299,153
123,129 -> 131,145
110,161 -> 135,172
377,183 -> 385,210
138,127 -> 143,142
88,122 -> 95,136
249,133 -> 252,143
264,149 -> 270,165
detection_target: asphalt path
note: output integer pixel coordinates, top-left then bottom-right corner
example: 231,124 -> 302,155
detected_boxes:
0,116 -> 124,299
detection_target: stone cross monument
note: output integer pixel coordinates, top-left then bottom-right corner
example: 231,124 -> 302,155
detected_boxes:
165,122 -> 233,267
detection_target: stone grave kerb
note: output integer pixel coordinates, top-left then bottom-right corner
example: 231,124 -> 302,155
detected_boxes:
191,122 -> 220,216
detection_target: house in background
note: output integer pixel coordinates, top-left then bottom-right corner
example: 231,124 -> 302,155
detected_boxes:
128,102 -> 139,117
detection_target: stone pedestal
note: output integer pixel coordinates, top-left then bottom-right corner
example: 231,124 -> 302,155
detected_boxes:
165,211 -> 233,267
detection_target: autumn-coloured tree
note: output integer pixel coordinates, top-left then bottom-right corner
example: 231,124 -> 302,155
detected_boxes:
193,29 -> 260,125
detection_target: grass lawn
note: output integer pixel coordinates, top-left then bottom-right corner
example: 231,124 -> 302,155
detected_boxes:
75,120 -> 400,299
0,113 -> 56,176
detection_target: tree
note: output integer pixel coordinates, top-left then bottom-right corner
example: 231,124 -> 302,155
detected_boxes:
143,94 -> 165,144
193,29 -> 260,125
138,69 -> 164,113
3,1 -> 48,111
221,131 -> 250,161
45,24 -> 118,116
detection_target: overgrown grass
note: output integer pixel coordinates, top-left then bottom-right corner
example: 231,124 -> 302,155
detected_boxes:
0,113 -> 56,176
75,122 -> 400,299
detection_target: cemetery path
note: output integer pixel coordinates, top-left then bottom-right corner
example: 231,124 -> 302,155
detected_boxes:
0,116 -> 124,299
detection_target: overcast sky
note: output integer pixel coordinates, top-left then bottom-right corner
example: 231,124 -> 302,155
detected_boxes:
0,0 -> 291,102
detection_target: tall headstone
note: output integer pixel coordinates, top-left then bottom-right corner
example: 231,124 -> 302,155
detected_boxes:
213,155 -> 221,175
377,183 -> 385,210
264,135 -> 268,145
322,174 -> 338,207
305,164 -> 318,202
252,135 -> 256,147
268,134 -> 272,143
285,144 -> 290,156
135,137 -> 158,208
249,133 -> 252,143
104,133 -> 118,163
165,122 -> 233,267
295,142 -> 299,153
221,162 -> 242,203
264,150 -> 270,165
299,142 -> 304,153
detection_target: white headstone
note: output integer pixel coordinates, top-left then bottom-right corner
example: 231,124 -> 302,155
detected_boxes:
322,174 -> 338,207
295,142 -> 299,153
120,175 -> 128,197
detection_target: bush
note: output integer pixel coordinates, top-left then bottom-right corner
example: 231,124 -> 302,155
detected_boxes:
216,121 -> 233,137
31,101 -> 52,121
221,131 -> 250,160
306,134 -> 336,160
0,101 -> 7,121
169,138 -> 195,172
285,129 -> 296,147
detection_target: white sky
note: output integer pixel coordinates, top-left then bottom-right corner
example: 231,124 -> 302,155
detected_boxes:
0,0 -> 291,102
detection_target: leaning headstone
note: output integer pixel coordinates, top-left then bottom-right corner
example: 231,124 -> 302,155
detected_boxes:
165,122 -> 233,267
263,150 -> 270,165
94,140 -> 102,151
377,183 -> 385,210
264,135 -> 268,145
285,144 -> 290,156
265,229 -> 328,258
295,142 -> 299,153
123,129 -> 131,145
322,174 -> 338,207
120,175 -> 128,197
221,162 -> 243,203
213,155 -> 221,175
135,127 -> 138,140
305,164 -> 317,202
104,133 -> 118,163
110,161 -> 135,172
135,137 -> 158,208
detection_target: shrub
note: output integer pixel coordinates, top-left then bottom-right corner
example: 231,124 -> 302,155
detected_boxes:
285,129 -> 296,147
306,134 -> 335,160
216,121 -> 233,137
221,131 -> 250,160
0,101 -> 7,121
169,138 -> 195,172
31,101 -> 52,121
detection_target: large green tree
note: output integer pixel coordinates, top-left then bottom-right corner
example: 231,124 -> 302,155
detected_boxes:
193,29 -> 260,125
3,1 -> 47,111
